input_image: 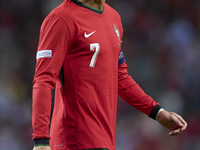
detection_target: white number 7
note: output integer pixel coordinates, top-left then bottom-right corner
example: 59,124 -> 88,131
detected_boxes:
89,43 -> 100,67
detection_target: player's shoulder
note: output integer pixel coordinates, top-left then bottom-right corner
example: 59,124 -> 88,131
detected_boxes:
104,3 -> 121,20
47,0 -> 75,21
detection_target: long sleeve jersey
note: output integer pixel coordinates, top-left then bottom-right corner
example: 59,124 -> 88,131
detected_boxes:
32,0 -> 161,150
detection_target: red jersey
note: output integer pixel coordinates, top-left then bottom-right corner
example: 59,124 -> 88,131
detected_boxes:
32,0 -> 161,149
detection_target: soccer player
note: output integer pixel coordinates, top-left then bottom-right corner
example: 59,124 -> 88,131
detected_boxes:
32,0 -> 187,150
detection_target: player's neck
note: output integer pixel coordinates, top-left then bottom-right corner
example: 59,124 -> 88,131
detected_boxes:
78,0 -> 105,11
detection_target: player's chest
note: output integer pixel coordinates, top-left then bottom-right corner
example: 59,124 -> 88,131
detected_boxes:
69,17 -> 122,57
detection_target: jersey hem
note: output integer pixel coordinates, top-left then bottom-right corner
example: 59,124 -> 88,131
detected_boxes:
34,138 -> 50,146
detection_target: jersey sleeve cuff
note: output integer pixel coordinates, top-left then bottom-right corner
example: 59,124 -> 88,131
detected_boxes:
149,104 -> 162,120
34,138 -> 50,147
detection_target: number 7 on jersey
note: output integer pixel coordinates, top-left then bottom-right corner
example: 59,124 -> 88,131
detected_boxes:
89,43 -> 100,67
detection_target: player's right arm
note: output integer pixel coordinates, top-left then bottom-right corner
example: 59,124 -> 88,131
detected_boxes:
32,14 -> 71,148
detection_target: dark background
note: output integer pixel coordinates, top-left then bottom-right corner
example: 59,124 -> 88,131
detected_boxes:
0,0 -> 200,149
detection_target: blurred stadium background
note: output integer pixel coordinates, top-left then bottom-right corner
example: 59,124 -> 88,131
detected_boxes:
0,0 -> 200,149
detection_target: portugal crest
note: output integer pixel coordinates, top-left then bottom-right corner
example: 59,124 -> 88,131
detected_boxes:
113,24 -> 122,45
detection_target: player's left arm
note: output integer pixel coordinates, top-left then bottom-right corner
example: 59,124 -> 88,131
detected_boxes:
118,54 -> 161,119
117,18 -> 161,119
117,50 -> 187,135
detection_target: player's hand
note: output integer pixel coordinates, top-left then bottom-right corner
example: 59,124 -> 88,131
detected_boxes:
156,110 -> 187,136
33,146 -> 51,150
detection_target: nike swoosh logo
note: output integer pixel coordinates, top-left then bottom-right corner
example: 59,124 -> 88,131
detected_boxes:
84,30 -> 96,38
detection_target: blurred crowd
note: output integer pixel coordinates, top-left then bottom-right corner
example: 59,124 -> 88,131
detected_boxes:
0,0 -> 200,149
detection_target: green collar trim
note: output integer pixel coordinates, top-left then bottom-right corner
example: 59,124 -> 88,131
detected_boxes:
72,0 -> 104,14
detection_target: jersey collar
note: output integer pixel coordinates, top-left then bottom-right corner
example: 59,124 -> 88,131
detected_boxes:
71,0 -> 104,14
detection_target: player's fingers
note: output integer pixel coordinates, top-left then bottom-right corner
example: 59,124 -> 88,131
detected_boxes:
171,113 -> 183,127
174,113 -> 187,132
169,128 -> 182,136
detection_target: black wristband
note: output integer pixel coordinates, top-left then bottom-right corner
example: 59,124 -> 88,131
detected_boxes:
149,104 -> 162,120
34,138 -> 50,146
